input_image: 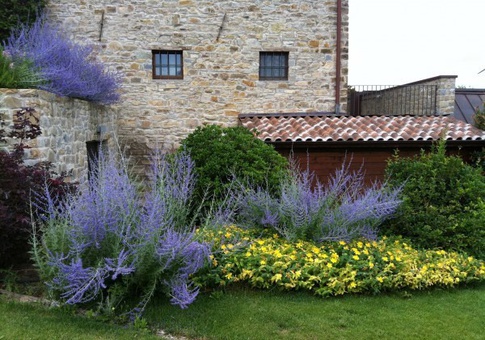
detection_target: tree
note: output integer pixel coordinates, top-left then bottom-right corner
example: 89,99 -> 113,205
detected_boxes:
0,0 -> 46,43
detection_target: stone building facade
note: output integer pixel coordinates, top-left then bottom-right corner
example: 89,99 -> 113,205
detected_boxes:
46,0 -> 349,168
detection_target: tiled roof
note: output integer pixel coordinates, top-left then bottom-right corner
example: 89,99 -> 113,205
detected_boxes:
454,89 -> 485,125
239,114 -> 485,143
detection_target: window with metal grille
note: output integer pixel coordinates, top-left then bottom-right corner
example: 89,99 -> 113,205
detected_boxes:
259,51 -> 289,80
152,50 -> 183,79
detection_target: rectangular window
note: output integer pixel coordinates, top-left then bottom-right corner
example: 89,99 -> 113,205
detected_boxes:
259,51 -> 289,80
152,50 -> 183,79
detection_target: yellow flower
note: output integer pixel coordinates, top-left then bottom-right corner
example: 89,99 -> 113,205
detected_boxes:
382,256 -> 389,262
377,277 -> 384,283
271,273 -> 283,282
241,269 -> 253,279
225,272 -> 233,279
349,282 -> 357,289
369,262 -> 374,269
339,240 -> 346,246
352,255 -> 359,261
357,241 -> 364,249
312,246 -> 321,254
327,263 -> 333,269
260,260 -> 266,265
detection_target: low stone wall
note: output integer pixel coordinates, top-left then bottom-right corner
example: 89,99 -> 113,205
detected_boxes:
0,89 -> 116,183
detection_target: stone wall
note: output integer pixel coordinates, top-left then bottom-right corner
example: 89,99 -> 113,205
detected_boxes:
46,0 -> 349,157
0,89 -> 116,184
350,75 -> 457,116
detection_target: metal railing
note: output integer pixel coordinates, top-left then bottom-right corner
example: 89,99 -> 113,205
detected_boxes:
347,84 -> 438,116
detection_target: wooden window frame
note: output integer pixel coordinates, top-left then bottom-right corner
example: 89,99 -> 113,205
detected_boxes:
259,51 -> 289,81
152,50 -> 184,80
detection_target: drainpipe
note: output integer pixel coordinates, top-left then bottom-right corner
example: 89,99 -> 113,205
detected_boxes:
335,0 -> 342,114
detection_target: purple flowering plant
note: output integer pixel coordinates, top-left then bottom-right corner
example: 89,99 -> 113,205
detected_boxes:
236,159 -> 402,243
32,150 -> 210,318
5,15 -> 121,104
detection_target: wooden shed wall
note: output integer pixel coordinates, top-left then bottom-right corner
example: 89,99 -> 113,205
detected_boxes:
275,144 -> 481,186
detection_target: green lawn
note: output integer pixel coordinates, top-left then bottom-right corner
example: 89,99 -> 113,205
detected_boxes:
145,283 -> 485,340
0,298 -> 159,340
2,284 -> 484,339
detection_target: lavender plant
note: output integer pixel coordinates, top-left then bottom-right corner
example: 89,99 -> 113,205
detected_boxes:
5,16 -> 121,104
236,160 -> 402,243
32,151 -> 210,319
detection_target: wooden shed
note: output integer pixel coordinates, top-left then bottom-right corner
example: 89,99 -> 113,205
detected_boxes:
239,113 -> 485,185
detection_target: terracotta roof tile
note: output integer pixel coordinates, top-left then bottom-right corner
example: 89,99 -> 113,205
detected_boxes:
239,114 -> 485,143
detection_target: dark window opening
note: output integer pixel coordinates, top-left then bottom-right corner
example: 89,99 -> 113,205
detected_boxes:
86,140 -> 107,181
152,50 -> 183,79
259,51 -> 289,80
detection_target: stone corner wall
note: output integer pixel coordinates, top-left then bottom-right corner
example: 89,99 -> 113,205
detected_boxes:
0,88 -> 117,184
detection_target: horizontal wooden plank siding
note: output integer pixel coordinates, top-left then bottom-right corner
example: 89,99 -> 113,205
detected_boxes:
275,144 -> 480,186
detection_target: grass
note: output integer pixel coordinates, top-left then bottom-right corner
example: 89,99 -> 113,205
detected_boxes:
145,283 -> 485,340
1,280 -> 484,340
0,297 -> 160,340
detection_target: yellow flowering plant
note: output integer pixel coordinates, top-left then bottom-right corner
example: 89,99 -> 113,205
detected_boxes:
195,227 -> 485,297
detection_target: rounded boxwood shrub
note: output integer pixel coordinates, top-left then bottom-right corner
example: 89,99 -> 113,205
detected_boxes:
180,125 -> 289,214
382,140 -> 485,259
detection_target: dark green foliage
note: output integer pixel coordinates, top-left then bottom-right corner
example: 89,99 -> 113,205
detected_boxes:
383,140 -> 485,259
0,0 -> 46,43
180,125 -> 289,214
473,102 -> 485,130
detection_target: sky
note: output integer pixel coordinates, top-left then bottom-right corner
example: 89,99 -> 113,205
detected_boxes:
348,0 -> 485,88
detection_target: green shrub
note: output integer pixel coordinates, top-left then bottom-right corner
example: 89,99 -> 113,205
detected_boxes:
474,102 -> 485,130
180,125 -> 289,214
0,47 -> 42,88
383,140 -> 485,259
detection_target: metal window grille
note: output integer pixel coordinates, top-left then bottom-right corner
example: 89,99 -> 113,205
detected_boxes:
259,52 -> 289,80
152,50 -> 183,79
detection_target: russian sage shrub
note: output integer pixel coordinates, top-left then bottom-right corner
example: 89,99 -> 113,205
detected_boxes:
236,161 -> 402,243
32,151 -> 210,318
5,16 -> 121,104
